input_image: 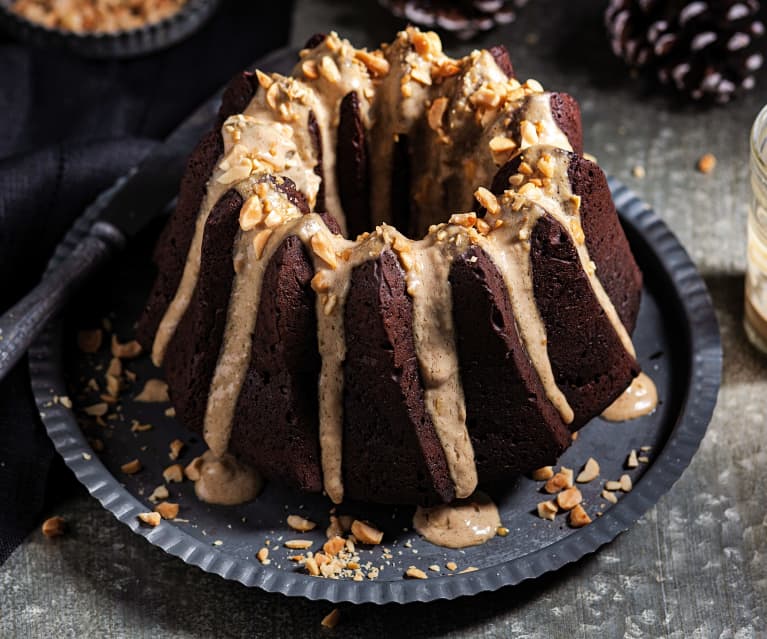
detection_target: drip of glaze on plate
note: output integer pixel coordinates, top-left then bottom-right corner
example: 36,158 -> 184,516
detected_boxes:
187,450 -> 263,505
601,372 -> 658,421
413,491 -> 501,548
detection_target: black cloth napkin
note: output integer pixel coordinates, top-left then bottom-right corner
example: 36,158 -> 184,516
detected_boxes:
0,0 -> 295,564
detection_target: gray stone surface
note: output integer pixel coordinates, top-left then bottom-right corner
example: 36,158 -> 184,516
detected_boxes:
3,1 -> 767,637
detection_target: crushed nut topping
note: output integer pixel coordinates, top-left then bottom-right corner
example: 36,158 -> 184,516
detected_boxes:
446,561 -> 458,571
531,465 -> 554,481
256,547 -> 270,564
134,379 -> 169,403
569,504 -> 592,528
137,512 -> 161,527
120,459 -> 142,475
544,467 -> 574,493
474,186 -> 500,215
556,486 -> 583,511
576,457 -> 600,483
252,228 -> 273,259
111,335 -> 142,359
697,153 -> 716,174
620,474 -> 633,492
163,464 -> 184,483
354,49 -> 390,77
287,514 -> 317,532
83,402 -> 108,417
626,449 -> 639,469
154,502 -> 179,520
537,500 -> 558,521
350,520 -> 384,545
148,485 -> 169,503
168,439 -> 185,461
284,539 -> 314,550
602,489 -> 618,504
405,566 -> 428,579
319,56 -> 341,84
239,194 -> 264,230
41,515 -> 66,538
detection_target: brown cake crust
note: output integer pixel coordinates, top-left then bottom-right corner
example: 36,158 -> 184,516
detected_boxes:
229,235 -> 324,493
488,45 -> 515,78
549,93 -> 583,156
530,213 -> 640,430
162,188 -> 243,436
450,246 -> 571,482
337,91 -> 371,238
568,155 -> 642,332
307,110 -> 326,214
342,250 -> 455,505
136,71 -> 259,349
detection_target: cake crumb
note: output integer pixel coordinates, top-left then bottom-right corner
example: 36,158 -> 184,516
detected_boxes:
321,608 -> 341,629
41,515 -> 66,538
697,153 -> 716,174
405,566 -> 428,579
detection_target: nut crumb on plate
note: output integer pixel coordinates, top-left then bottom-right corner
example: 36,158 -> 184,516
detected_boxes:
576,457 -> 600,483
287,514 -> 317,532
41,516 -> 66,538
405,566 -> 428,579
569,504 -> 592,528
137,512 -> 161,527
121,458 -> 142,475
154,502 -> 179,520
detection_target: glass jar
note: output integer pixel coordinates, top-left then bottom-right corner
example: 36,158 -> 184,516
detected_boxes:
745,104 -> 767,354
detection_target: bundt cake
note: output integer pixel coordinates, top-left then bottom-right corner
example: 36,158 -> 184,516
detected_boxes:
137,28 -> 643,507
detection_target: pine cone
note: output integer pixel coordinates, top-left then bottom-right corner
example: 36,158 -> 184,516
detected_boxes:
378,0 -> 527,40
606,0 -> 765,103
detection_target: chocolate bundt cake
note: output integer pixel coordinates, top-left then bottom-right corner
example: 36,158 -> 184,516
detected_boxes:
137,28 -> 642,506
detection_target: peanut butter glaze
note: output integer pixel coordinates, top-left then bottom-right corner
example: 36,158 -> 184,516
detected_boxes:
602,372 -> 658,421
151,27 -> 641,507
413,491 -> 501,548
188,450 -> 263,505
